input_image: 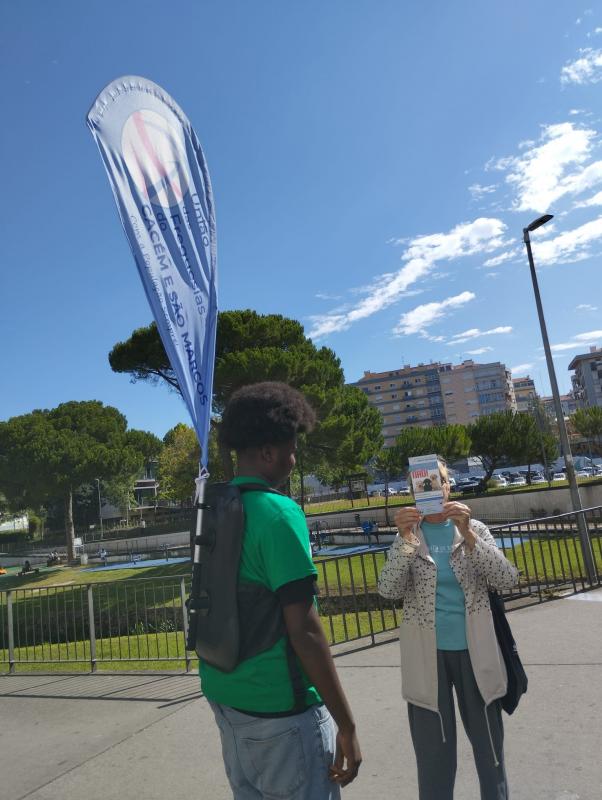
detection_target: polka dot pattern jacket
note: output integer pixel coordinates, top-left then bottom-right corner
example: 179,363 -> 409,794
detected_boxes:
377,519 -> 519,713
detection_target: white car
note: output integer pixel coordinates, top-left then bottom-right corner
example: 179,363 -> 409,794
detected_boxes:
490,476 -> 508,488
576,470 -> 591,478
552,473 -> 566,481
508,477 -> 526,486
530,475 -> 546,484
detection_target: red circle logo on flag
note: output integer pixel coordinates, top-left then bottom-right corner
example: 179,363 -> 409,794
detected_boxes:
121,109 -> 189,207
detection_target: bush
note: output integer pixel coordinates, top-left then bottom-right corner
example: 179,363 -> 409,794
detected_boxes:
28,514 -> 43,537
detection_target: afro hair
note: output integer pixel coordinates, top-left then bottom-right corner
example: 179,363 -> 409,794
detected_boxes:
219,382 -> 316,451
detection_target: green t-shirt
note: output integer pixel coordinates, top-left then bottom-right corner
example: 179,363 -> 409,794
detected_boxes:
198,476 -> 321,712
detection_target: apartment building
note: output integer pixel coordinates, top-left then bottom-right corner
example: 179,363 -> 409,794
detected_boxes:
356,363 -> 448,446
569,346 -> 602,408
441,360 -> 516,425
356,358 -> 515,445
540,393 -> 578,419
512,375 -> 538,413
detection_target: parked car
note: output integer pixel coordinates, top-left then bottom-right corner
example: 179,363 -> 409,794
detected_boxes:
397,484 -> 411,496
508,477 -> 527,486
576,470 -> 591,478
447,477 -> 457,489
530,475 -> 546,484
459,479 -> 484,495
384,487 -> 398,496
552,473 -> 566,481
489,475 -> 508,488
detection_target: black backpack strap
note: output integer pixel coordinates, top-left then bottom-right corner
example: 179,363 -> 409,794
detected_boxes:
238,480 -> 307,712
237,482 -> 284,495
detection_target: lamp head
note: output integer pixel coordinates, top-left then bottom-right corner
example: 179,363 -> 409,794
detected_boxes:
526,214 -> 554,232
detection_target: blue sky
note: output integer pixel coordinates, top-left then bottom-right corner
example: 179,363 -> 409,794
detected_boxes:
2,1 -> 601,438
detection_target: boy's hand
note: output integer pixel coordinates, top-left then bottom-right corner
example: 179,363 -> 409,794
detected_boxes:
329,727 -> 362,786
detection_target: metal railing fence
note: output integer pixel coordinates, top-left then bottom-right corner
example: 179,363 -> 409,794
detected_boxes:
1,507 -> 600,672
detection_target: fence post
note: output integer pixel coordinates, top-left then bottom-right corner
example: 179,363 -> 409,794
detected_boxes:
7,590 -> 15,674
576,510 -> 597,586
180,577 -> 191,672
87,585 -> 97,673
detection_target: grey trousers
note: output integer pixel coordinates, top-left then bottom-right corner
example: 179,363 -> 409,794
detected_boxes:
407,649 -> 509,800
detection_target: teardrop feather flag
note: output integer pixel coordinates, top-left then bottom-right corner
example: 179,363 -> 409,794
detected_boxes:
87,76 -> 217,468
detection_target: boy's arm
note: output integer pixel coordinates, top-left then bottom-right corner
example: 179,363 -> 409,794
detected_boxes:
283,597 -> 362,787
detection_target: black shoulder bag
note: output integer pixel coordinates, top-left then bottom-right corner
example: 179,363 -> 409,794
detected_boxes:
488,590 -> 528,715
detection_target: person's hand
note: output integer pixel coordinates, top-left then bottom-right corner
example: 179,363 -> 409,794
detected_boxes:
443,501 -> 475,548
329,727 -> 362,787
394,506 -> 422,544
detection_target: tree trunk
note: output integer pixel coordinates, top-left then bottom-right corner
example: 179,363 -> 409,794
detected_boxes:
218,439 -> 235,481
298,459 -> 305,512
64,487 -> 75,563
384,476 -> 390,527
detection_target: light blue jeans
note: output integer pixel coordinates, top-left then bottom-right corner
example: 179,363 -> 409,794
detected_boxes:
209,701 -> 341,800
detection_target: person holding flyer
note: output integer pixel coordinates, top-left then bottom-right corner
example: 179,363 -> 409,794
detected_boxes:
378,457 -> 519,800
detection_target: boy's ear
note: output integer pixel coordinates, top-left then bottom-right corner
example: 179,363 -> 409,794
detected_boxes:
260,444 -> 274,463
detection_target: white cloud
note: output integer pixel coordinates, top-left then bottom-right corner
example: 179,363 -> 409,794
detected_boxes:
574,329 -> 602,340
550,329 -> 602,351
465,346 -> 494,355
490,122 -> 602,212
569,108 -> 584,115
550,341 -> 593,351
574,189 -> 602,208
530,215 -> 602,264
576,303 -> 598,311
447,326 -> 513,345
510,363 -> 534,374
308,217 -> 506,339
561,48 -> 602,85
483,248 -> 520,268
392,291 -> 475,336
469,183 -> 497,199
315,292 -> 342,301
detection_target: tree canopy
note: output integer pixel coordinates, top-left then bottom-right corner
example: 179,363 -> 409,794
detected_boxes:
157,423 -> 201,505
108,310 -> 382,482
0,401 -> 158,559
572,406 -> 602,455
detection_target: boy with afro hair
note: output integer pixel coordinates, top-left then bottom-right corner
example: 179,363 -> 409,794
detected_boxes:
201,381 -> 361,799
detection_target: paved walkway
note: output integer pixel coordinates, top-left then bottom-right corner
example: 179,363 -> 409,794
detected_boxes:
1,590 -> 601,800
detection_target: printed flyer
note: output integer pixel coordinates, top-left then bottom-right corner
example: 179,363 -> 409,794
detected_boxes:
408,454 -> 445,515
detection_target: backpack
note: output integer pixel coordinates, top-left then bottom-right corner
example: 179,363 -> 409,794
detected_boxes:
488,590 -> 528,714
186,481 -> 306,708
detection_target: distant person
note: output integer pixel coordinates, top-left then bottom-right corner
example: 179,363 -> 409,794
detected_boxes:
201,382 -> 361,799
378,456 -> 519,800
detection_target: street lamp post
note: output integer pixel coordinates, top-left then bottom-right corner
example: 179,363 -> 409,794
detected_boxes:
523,214 -> 596,584
95,478 -> 104,540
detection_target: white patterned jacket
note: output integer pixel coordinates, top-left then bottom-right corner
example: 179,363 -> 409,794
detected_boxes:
377,519 -> 519,713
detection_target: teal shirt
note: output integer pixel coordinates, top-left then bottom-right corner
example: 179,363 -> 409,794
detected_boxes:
421,519 -> 467,650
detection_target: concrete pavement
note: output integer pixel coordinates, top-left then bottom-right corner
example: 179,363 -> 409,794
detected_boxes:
1,590 -> 601,800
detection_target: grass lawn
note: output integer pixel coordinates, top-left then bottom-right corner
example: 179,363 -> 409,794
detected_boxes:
0,608 -> 400,673
1,529 -> 600,672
